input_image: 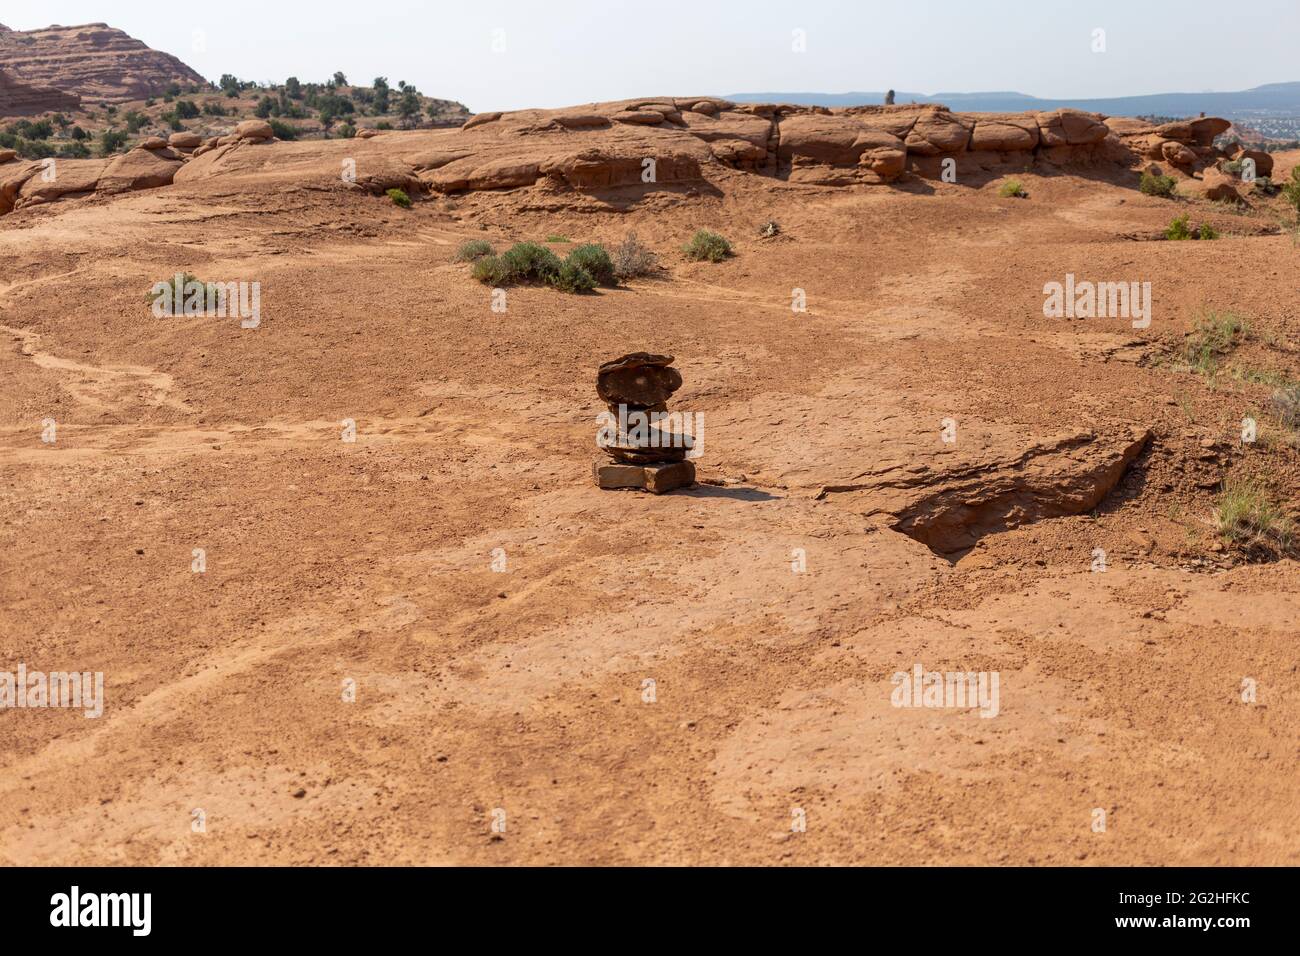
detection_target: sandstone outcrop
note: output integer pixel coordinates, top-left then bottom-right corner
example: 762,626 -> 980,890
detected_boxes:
433,97 -> 1229,194
0,22 -> 206,103
0,93 -> 1240,216
1230,146 -> 1274,178
0,65 -> 80,116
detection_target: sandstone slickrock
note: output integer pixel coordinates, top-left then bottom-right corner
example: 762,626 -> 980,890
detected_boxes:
97,146 -> 184,194
0,22 -> 205,103
820,429 -> 1152,556
0,93 -> 1239,215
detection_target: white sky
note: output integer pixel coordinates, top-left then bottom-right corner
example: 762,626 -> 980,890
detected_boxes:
5,0 -> 1297,112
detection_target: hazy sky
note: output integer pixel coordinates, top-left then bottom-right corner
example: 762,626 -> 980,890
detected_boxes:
6,0 -> 1298,112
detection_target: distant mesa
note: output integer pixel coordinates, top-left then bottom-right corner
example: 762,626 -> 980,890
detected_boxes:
0,21 -> 207,108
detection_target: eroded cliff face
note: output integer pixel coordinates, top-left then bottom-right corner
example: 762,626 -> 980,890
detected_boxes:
0,21 -> 207,105
0,95 -> 1236,215
422,98 -> 1231,193
0,65 -> 80,117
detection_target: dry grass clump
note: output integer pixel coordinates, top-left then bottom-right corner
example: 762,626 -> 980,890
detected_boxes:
1215,478 -> 1296,559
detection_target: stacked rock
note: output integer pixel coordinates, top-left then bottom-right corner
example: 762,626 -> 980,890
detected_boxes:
593,352 -> 697,494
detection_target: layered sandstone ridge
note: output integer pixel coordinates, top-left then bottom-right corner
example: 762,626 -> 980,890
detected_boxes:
0,22 -> 207,105
429,97 -> 1232,192
0,96 -> 1236,214
0,65 -> 80,116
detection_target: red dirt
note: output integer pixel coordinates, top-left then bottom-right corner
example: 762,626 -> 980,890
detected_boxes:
0,119 -> 1297,865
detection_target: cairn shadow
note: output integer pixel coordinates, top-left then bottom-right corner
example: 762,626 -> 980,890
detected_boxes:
680,484 -> 781,502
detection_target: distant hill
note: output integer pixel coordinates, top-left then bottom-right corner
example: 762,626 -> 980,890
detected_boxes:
726,83 -> 1300,119
0,22 -> 206,105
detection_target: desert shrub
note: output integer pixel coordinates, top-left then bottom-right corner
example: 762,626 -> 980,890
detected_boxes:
471,255 -> 514,286
1222,158 -> 1244,176
148,273 -> 222,313
565,243 -> 616,286
455,239 -> 494,262
500,242 -> 562,283
58,141 -> 91,159
98,128 -> 129,155
613,232 -> 658,279
268,120 -> 298,141
1140,172 -> 1178,198
1281,167 -> 1300,213
554,260 -> 597,294
386,188 -> 412,208
545,235 -> 570,243
1215,478 -> 1295,558
1198,222 -> 1219,240
758,220 -> 781,238
1182,311 -> 1248,374
683,229 -> 732,262
999,179 -> 1027,198
375,121 -> 393,130
1165,214 -> 1193,240
337,124 -> 357,139
1253,176 -> 1277,196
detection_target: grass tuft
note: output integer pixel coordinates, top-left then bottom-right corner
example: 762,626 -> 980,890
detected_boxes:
1215,478 -> 1295,558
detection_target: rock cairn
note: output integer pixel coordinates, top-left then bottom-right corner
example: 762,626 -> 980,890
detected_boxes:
593,353 -> 696,494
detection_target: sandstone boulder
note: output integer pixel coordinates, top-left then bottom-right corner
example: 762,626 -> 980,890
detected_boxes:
168,132 -> 202,149
905,110 -> 972,154
98,147 -> 184,194
1201,167 -> 1242,203
140,136 -> 168,150
235,119 -> 274,141
552,113 -> 610,129
613,110 -> 667,125
15,159 -> 109,208
355,128 -> 379,138
969,117 -> 1039,152
1037,109 -> 1109,146
1161,141 -> 1198,167
0,148 -> 17,163
1231,147 -> 1274,178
